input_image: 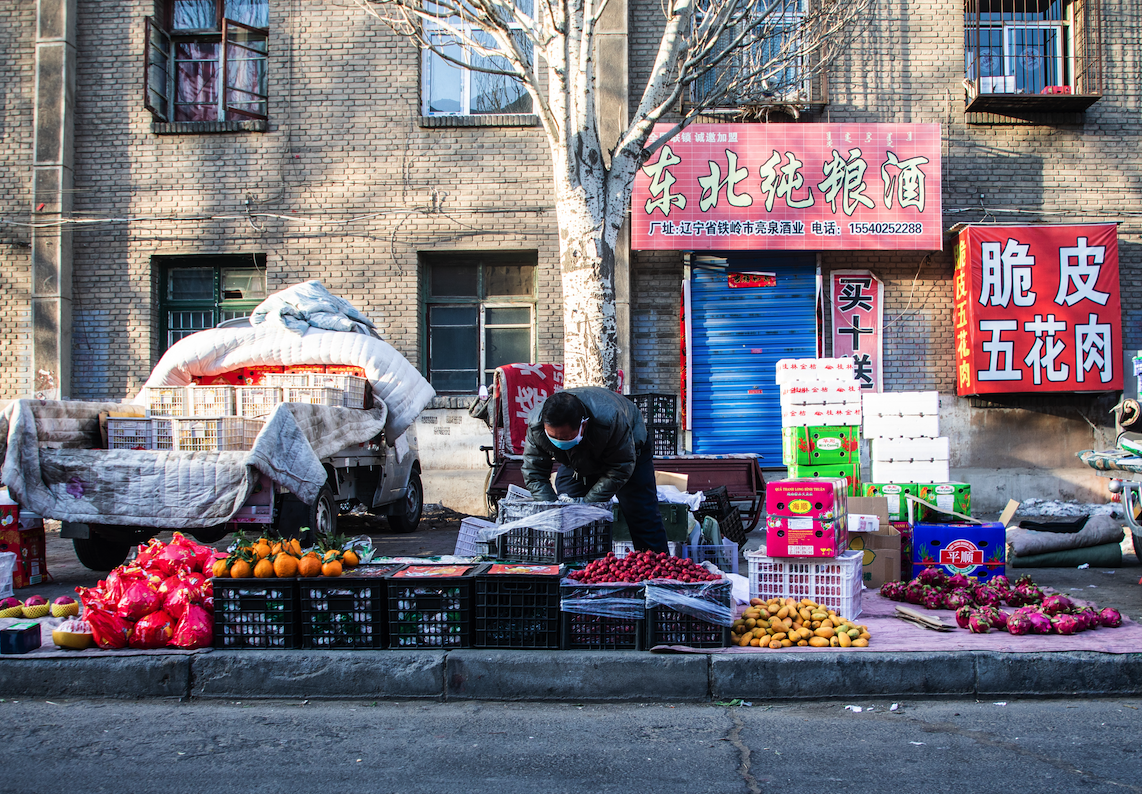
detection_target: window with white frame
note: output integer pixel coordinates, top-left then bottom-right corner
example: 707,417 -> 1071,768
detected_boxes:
422,0 -> 534,116
422,254 -> 537,392
691,0 -> 809,107
145,0 -> 269,124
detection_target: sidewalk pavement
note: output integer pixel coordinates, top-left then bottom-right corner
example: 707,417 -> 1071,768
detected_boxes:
4,648 -> 1142,702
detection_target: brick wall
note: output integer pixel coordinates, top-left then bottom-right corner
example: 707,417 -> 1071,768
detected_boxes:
60,0 -> 561,400
0,4 -> 35,399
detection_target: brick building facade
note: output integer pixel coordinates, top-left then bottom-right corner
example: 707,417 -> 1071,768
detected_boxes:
2,0 -> 1138,512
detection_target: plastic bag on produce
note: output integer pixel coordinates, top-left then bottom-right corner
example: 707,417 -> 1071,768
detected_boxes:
134,538 -> 165,568
116,580 -> 162,621
487,504 -> 613,538
559,579 -> 646,620
162,580 -> 197,620
343,535 -> 376,563
152,540 -> 198,577
171,532 -> 216,574
171,604 -> 213,649
87,608 -> 132,649
130,610 -> 175,649
644,579 -> 734,627
76,585 -> 113,613
57,617 -> 92,633
103,565 -> 147,604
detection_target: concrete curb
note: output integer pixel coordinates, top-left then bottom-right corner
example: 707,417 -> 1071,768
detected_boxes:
3,650 -> 1141,701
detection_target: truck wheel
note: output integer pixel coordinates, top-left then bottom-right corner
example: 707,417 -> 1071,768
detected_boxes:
387,470 -> 423,534
311,484 -> 338,538
73,536 -> 131,571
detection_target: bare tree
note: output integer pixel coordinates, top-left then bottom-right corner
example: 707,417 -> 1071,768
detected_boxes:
357,0 -> 871,388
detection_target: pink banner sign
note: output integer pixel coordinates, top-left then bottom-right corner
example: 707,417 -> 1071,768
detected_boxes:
631,123 -> 942,251
831,270 -> 884,391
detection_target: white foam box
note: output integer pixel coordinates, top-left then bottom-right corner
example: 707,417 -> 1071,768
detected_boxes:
861,391 -> 939,417
782,404 -> 863,427
779,382 -> 863,408
870,437 -> 950,462
775,358 -> 855,385
871,459 -> 950,483
862,413 -> 940,440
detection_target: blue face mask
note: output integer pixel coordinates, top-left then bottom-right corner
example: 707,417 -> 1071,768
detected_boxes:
546,419 -> 586,450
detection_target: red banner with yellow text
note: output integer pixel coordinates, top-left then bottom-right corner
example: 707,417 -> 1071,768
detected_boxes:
954,224 -> 1122,395
631,123 -> 942,251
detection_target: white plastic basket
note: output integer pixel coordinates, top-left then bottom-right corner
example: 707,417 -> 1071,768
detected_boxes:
262,373 -> 311,388
169,417 -> 264,452
745,549 -> 863,619
106,417 -> 155,450
144,387 -> 186,417
282,386 -> 341,407
186,385 -> 235,417
235,386 -> 283,418
309,373 -> 368,409
455,517 -> 496,557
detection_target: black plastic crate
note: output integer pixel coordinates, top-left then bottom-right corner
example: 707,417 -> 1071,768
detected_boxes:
694,485 -> 732,519
652,427 -> 678,456
496,516 -> 612,564
559,581 -> 645,651
629,393 -> 677,426
645,580 -> 733,649
298,565 -> 403,649
212,578 -> 300,649
694,505 -> 747,545
474,564 -> 563,649
385,565 -> 481,649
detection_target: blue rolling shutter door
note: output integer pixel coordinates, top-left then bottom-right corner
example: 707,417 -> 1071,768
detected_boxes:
689,257 -> 817,459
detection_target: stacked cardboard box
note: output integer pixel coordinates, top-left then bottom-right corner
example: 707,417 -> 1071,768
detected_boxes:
776,358 -> 861,495
862,391 -> 949,483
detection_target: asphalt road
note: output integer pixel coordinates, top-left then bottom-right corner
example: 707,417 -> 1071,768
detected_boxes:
1,697 -> 1140,794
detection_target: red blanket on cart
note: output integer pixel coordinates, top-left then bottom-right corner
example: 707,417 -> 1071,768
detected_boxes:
495,364 -> 565,457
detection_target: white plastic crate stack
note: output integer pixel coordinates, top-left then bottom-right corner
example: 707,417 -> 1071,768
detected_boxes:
775,357 -> 862,427
863,391 -> 949,482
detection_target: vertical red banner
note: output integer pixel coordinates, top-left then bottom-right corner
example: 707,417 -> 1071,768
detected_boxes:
831,270 -> 884,391
954,224 -> 1122,395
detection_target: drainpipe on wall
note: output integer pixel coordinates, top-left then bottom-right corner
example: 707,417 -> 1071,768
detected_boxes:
31,0 -> 76,399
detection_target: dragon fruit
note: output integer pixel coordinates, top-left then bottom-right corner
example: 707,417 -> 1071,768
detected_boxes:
1013,582 -> 1044,605
1099,607 -> 1122,628
974,586 -> 1005,608
1041,594 -> 1075,616
978,606 -> 1009,631
904,581 -> 928,605
1004,589 -> 1026,607
1051,613 -> 1081,635
1006,610 -> 1033,635
879,581 -> 906,601
968,612 -> 992,633
1075,607 -> 1100,631
922,589 -> 946,611
1013,607 -> 1052,635
989,575 -> 1010,591
917,567 -> 948,588
947,573 -> 971,591
956,605 -> 975,630
943,589 -> 972,611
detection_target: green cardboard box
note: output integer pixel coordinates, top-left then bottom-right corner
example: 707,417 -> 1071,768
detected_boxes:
914,482 -> 971,521
781,425 -> 860,466
861,482 -> 919,522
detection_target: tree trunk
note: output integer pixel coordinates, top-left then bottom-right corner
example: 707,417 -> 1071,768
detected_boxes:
556,194 -> 620,391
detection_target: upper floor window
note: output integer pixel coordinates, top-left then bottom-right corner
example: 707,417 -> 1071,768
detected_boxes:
146,0 -> 269,124
691,0 -> 819,109
421,253 -> 537,393
422,0 -> 534,116
964,0 -> 1103,112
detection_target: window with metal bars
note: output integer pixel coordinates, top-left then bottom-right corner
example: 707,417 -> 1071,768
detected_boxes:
963,0 -> 1102,111
157,255 -> 268,351
145,0 -> 269,125
421,254 -> 537,393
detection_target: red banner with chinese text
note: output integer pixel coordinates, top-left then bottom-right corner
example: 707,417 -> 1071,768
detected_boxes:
631,123 -> 942,251
954,224 -> 1122,395
831,270 -> 884,392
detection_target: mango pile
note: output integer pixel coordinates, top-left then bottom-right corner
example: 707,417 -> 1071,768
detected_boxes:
731,597 -> 871,649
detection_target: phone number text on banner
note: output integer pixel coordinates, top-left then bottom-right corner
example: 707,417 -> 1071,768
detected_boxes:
631,123 -> 943,252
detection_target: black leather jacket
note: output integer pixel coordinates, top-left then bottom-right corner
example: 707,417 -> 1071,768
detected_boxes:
521,387 -> 647,502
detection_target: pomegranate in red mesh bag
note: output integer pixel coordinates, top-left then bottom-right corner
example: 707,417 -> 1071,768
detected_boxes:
86,608 -> 133,649
171,604 -> 213,649
131,610 -> 175,649
162,579 -> 199,620
116,579 -> 162,621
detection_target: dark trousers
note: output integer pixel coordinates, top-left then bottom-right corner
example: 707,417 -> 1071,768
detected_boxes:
555,439 -> 669,553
